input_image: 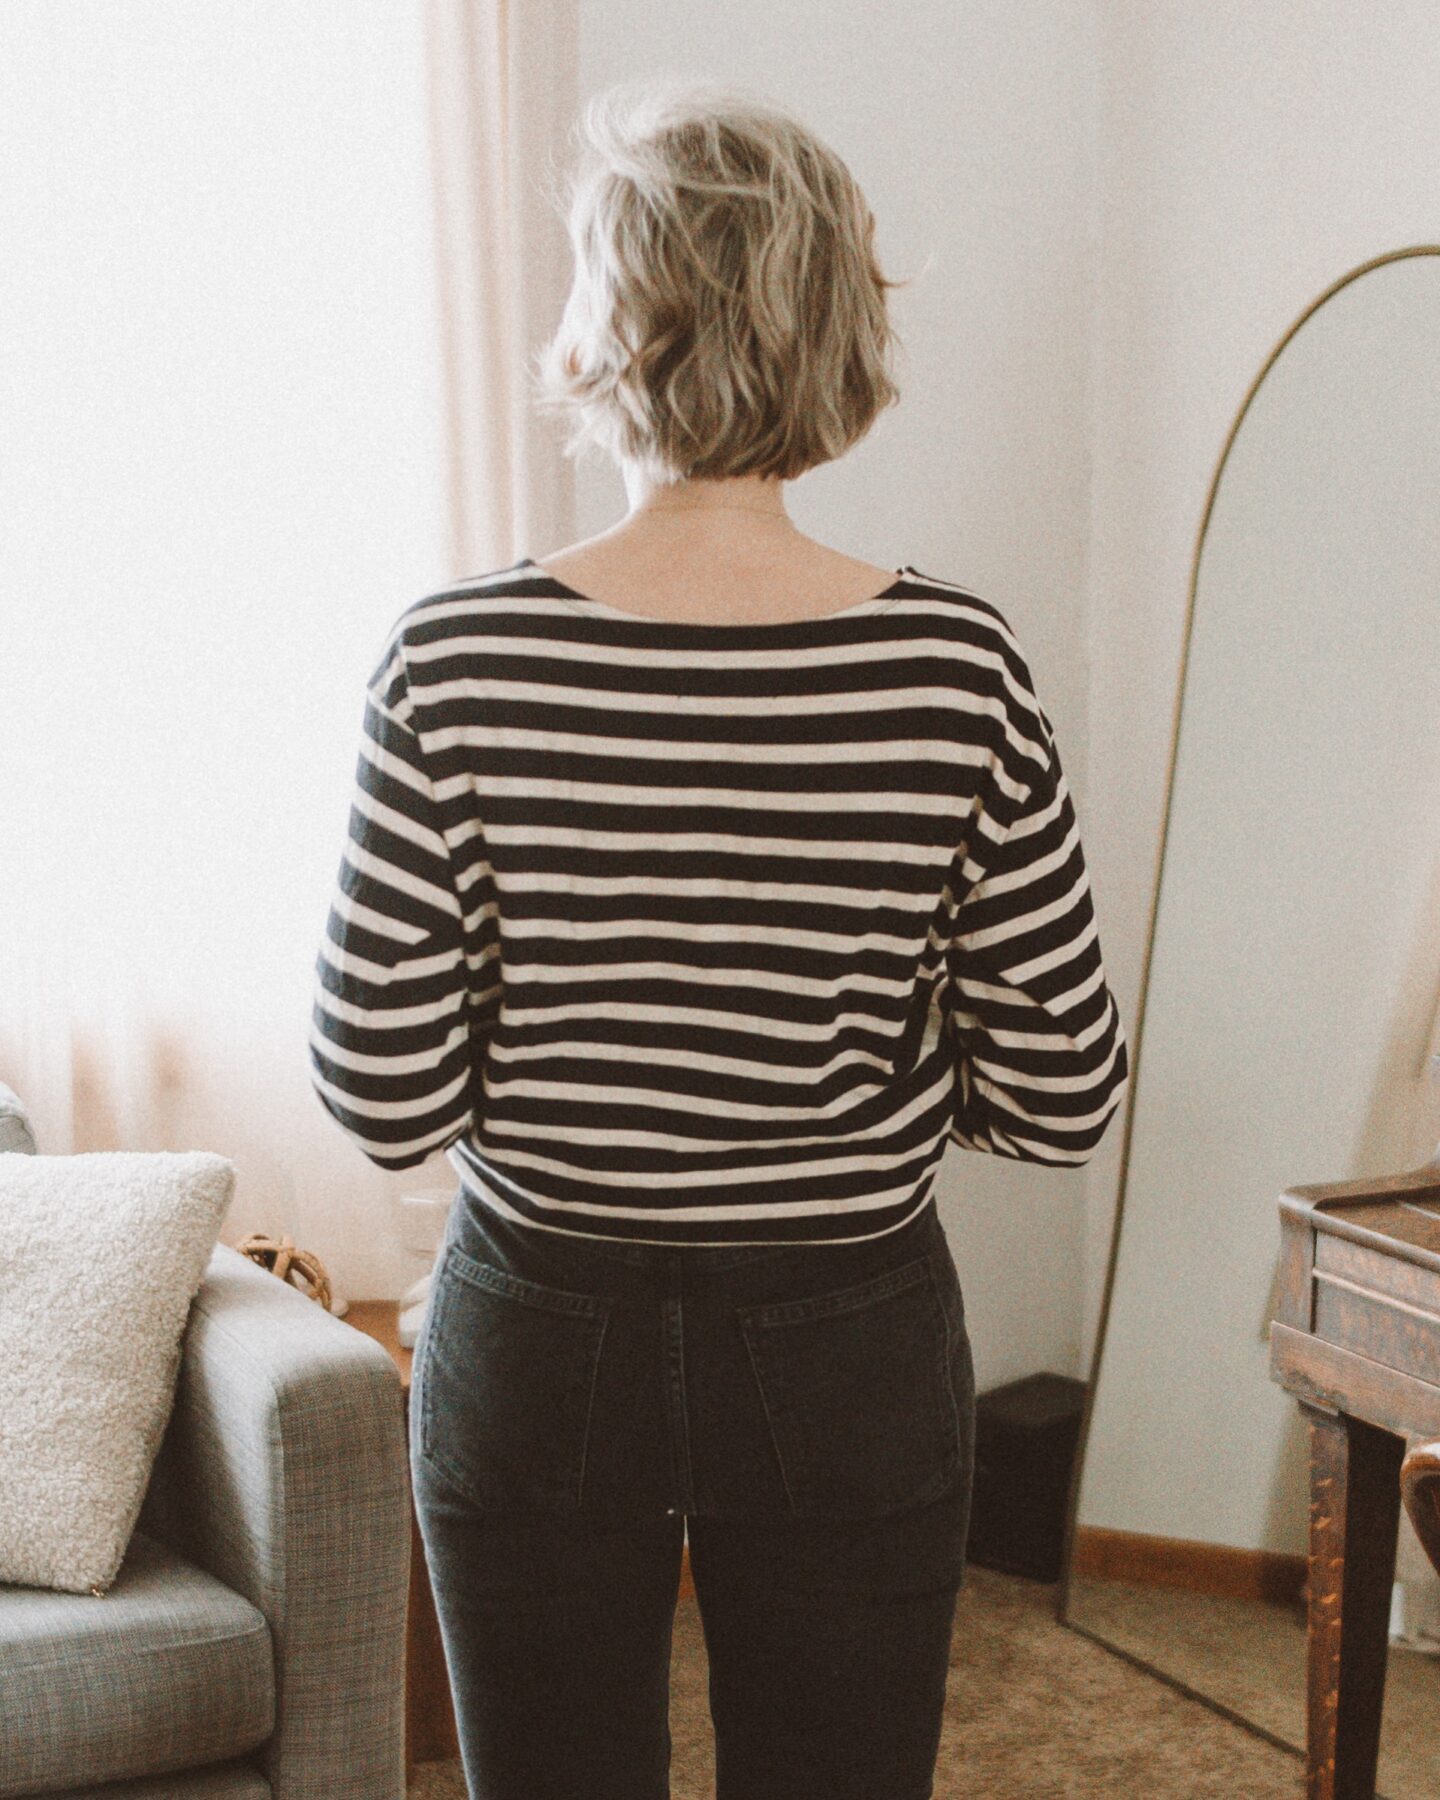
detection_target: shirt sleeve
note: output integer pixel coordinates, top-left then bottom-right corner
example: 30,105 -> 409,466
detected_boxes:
943,699 -> 1129,1166
308,639 -> 496,1171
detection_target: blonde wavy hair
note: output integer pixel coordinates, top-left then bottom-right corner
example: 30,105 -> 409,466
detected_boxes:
529,79 -> 909,484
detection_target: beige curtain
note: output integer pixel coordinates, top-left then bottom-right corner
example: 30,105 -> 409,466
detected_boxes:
425,0 -> 579,577
1,2 -> 578,1173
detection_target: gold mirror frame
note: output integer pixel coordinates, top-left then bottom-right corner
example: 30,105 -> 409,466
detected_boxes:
1055,243 -> 1440,1661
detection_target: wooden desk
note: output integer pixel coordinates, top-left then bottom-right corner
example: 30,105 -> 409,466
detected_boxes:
343,1300 -> 460,1775
1269,1155 -> 1440,1800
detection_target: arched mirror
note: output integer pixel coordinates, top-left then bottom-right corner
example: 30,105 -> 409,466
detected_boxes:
1059,246 -> 1440,1797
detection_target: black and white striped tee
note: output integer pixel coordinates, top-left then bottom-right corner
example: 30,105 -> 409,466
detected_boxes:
309,560 -> 1129,1247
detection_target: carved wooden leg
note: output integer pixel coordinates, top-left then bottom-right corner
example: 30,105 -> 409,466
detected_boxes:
1400,1439 -> 1440,1575
1302,1401 -> 1404,1800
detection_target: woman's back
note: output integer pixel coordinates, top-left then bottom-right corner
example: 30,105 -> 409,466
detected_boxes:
308,556 -> 1129,1248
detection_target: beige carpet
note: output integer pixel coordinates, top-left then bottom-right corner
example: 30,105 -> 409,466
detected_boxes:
408,1566 -> 1308,1798
1069,1573 -> 1440,1800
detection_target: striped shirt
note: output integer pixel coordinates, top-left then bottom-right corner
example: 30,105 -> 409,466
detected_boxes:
309,559 -> 1129,1247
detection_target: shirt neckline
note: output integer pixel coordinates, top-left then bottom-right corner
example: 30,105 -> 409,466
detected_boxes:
522,558 -> 917,630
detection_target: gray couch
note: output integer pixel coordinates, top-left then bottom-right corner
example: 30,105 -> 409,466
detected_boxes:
0,1087 -> 413,1798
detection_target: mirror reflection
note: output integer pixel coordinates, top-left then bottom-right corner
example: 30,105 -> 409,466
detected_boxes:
1062,247 -> 1440,1798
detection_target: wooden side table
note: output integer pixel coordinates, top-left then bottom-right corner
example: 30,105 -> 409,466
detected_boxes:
343,1300 -> 460,1775
1269,1157 -> 1440,1799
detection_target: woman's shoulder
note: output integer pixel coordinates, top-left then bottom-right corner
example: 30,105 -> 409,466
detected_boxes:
895,567 -> 1034,672
380,561 -> 544,635
896,565 -> 1013,627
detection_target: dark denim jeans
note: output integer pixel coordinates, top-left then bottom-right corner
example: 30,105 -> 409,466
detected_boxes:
409,1188 -> 976,1800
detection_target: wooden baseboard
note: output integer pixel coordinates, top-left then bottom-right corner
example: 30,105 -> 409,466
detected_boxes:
1071,1524 -> 1306,1606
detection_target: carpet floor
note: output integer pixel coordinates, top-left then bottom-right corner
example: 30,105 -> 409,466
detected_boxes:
407,1564 -> 1308,1798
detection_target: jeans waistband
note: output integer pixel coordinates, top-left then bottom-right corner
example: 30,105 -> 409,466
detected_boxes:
450,1183 -> 941,1277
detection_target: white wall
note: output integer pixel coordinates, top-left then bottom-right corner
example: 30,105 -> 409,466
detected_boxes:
1081,0 -> 1440,1370
574,0 -> 1103,1389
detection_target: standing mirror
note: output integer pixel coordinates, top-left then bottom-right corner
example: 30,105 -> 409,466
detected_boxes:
1059,246 -> 1440,1798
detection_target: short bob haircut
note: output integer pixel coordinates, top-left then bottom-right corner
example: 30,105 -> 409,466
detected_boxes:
529,79 -> 908,486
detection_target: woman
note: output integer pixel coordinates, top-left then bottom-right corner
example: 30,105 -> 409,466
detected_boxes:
310,79 -> 1128,1800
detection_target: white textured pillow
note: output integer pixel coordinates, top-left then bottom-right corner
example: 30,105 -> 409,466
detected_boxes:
0,1150 -> 235,1595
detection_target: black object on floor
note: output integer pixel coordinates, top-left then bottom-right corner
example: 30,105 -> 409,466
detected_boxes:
966,1372 -> 1087,1583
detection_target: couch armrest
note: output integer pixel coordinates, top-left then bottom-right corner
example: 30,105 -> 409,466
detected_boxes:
0,1082 -> 38,1154
137,1241 -> 409,1800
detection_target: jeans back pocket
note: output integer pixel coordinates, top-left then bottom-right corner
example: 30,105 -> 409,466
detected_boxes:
738,1253 -> 965,1520
418,1242 -> 613,1512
